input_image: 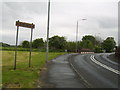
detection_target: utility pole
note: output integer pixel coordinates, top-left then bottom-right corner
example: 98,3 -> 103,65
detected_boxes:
46,0 -> 50,63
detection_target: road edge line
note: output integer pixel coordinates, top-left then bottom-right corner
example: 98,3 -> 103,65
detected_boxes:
68,54 -> 92,88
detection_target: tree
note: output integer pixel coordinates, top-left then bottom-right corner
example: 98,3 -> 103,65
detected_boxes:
32,38 -> 44,48
21,40 -> 29,48
101,37 -> 116,52
94,35 -> 103,46
0,42 -> 10,47
49,35 -> 66,50
65,41 -> 76,52
80,40 -> 94,49
82,35 -> 96,45
95,46 -> 102,53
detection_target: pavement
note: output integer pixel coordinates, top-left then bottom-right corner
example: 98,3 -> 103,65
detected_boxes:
38,53 -> 86,88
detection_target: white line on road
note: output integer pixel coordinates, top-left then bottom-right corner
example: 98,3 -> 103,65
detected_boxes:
90,55 -> 120,75
69,57 -> 92,88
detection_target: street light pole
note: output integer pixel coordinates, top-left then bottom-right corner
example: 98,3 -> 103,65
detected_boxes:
76,19 -> 87,53
76,21 -> 78,53
46,0 -> 50,63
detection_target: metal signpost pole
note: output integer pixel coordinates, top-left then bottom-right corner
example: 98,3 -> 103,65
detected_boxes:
46,0 -> 50,63
29,26 -> 33,67
14,20 -> 35,69
14,21 -> 19,70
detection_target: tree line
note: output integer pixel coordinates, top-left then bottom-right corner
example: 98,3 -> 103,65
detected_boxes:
20,35 -> 116,53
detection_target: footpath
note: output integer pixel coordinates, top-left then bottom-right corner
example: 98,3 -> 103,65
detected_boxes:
38,54 -> 86,88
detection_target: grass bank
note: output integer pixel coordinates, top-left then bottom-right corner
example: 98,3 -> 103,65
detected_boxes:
2,51 -> 65,88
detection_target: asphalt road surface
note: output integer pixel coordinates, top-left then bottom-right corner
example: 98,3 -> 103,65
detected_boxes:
40,53 -> 119,88
70,53 -> 120,88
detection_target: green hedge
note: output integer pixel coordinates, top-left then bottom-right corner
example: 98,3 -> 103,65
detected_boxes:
1,47 -> 42,52
1,47 -> 66,52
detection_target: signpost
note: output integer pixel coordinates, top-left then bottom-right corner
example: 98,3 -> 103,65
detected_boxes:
14,20 -> 35,70
16,21 -> 35,28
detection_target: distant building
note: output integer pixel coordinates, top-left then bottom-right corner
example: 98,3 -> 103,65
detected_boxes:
80,48 -> 94,54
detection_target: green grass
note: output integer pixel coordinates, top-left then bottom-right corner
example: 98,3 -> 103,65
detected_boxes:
2,51 -> 65,88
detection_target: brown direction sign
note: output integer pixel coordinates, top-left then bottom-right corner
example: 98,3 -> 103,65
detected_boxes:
16,21 -> 35,29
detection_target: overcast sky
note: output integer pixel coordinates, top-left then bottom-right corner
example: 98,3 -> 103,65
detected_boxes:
0,0 -> 119,45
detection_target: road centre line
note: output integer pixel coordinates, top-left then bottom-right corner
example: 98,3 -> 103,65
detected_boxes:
90,55 -> 120,75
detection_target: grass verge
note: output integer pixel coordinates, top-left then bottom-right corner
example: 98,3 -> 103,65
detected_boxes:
2,51 -> 65,88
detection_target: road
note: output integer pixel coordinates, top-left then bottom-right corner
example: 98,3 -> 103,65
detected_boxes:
70,53 -> 119,88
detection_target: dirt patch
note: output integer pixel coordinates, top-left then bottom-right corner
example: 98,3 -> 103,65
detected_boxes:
3,82 -> 20,88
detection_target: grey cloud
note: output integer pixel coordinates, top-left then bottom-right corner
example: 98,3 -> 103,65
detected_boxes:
1,1 -> 118,45
2,2 -> 48,44
97,17 -> 118,29
2,2 -> 47,30
4,2 -> 47,15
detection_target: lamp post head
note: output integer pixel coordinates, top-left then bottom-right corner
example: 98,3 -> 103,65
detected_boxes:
82,19 -> 87,20
77,19 -> 87,22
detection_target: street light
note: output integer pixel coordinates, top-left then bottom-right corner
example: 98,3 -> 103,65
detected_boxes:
76,19 -> 87,53
46,0 -> 50,63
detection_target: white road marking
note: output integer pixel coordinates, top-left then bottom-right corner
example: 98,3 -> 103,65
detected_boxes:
90,55 -> 120,75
